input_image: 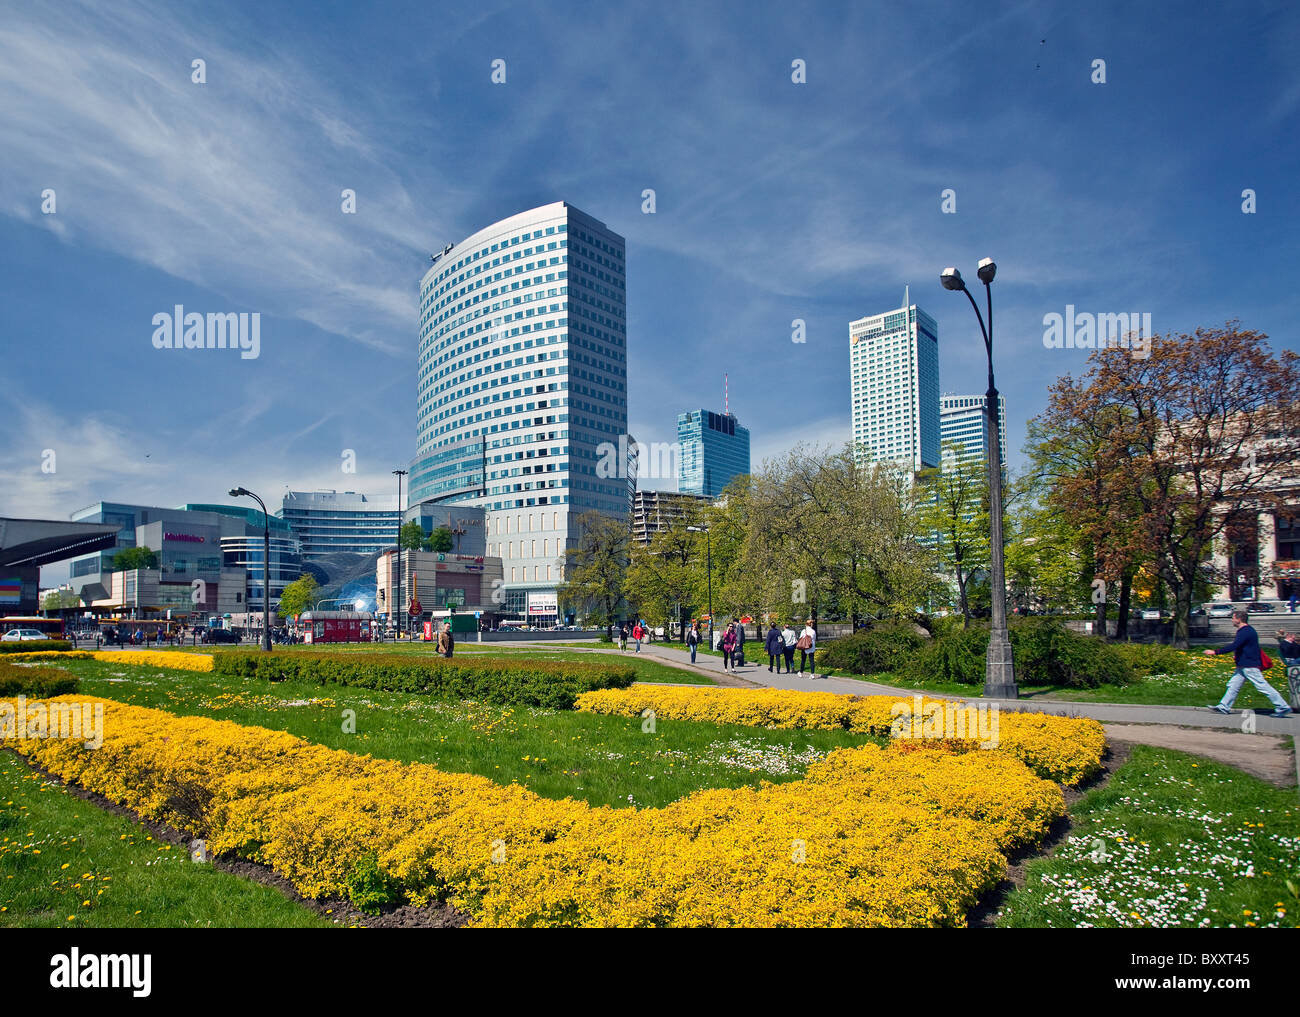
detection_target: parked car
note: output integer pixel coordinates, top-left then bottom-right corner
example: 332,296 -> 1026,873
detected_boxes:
202,628 -> 241,644
1247,601 -> 1276,613
1139,608 -> 1162,621
1,628 -> 48,642
1208,603 -> 1236,618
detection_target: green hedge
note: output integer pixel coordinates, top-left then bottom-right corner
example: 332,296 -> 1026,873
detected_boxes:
898,618 -> 1136,688
212,651 -> 637,709
819,622 -> 928,675
0,660 -> 80,698
0,639 -> 71,654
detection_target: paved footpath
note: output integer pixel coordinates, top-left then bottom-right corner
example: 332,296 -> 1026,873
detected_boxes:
623,642 -> 1300,735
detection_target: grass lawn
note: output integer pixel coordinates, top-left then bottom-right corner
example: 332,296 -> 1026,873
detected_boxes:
0,750 -> 331,928
44,658 -> 878,809
997,745 -> 1300,928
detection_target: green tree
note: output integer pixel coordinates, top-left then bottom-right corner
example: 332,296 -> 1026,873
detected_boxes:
422,526 -> 454,553
558,510 -> 630,630
112,547 -> 158,571
917,449 -> 990,625
276,574 -> 319,619
41,589 -> 81,611
624,504 -> 705,641
398,521 -> 425,552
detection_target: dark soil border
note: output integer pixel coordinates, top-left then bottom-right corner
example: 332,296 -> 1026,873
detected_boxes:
966,741 -> 1131,927
5,749 -> 466,929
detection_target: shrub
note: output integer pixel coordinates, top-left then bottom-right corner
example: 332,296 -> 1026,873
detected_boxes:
0,660 -> 79,698
212,651 -> 636,709
345,852 -> 401,914
0,639 -> 71,654
900,619 -> 1135,688
820,622 -> 928,675
1110,641 -> 1193,677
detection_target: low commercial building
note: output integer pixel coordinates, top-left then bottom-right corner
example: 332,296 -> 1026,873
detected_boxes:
376,549 -> 504,628
65,501 -> 301,616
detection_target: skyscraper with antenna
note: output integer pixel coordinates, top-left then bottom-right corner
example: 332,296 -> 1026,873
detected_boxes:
676,376 -> 751,498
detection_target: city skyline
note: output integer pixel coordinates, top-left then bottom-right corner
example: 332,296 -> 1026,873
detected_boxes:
3,1 -> 1297,589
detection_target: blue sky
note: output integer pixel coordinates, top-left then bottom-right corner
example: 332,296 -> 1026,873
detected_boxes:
3,0 -> 1298,583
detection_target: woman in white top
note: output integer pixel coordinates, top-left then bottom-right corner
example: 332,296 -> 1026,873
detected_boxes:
797,620 -> 817,677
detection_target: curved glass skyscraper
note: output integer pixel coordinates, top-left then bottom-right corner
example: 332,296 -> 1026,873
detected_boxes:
409,202 -> 630,619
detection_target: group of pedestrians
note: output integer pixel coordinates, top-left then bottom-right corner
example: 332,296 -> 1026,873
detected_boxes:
763,620 -> 819,676
675,617 -> 820,676
617,621 -> 648,653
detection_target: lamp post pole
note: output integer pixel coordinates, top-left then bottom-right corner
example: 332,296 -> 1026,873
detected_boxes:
228,487 -> 273,653
940,259 -> 1017,698
393,470 -> 407,640
688,525 -> 714,647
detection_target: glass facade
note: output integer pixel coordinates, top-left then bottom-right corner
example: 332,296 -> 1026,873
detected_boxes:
677,410 -> 751,498
277,491 -> 401,557
411,202 -> 629,599
939,393 -> 1007,467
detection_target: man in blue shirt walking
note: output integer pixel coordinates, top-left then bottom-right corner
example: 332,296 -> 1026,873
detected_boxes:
1204,610 -> 1292,716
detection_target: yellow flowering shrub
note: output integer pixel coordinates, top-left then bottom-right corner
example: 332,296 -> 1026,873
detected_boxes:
576,686 -> 1106,784
90,650 -> 214,672
3,650 -> 96,662
4,696 -> 1065,927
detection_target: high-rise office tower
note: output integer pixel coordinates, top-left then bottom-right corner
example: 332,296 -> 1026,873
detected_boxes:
939,393 -> 1007,468
849,291 -> 940,471
677,408 -> 751,498
408,202 -> 628,621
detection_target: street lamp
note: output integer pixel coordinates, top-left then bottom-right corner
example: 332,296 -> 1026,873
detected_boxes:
687,525 -> 714,647
938,259 -> 1017,698
228,486 -> 273,653
393,469 -> 407,639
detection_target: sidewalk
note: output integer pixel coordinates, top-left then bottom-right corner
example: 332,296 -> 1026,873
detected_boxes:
633,642 -> 1300,738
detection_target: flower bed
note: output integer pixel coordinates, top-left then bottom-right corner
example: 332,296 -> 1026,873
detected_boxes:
575,687 -> 1106,784
3,696 -> 1065,927
213,651 -> 635,709
0,650 -> 214,672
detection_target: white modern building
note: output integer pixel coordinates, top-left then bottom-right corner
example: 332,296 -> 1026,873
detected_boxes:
277,490 -> 401,558
408,202 -> 630,622
939,393 -> 1007,467
849,292 -> 940,471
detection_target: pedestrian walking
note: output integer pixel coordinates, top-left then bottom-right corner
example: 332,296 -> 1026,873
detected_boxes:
1204,610 -> 1291,716
781,621 -> 797,674
796,618 -> 817,677
765,622 -> 784,672
1290,592 -> 1299,614
721,622 -> 737,671
686,621 -> 700,664
632,622 -> 643,653
618,623 -> 628,652
733,619 -> 746,668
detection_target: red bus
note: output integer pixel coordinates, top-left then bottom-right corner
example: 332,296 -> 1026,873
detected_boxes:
0,616 -> 66,639
299,611 -> 373,644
